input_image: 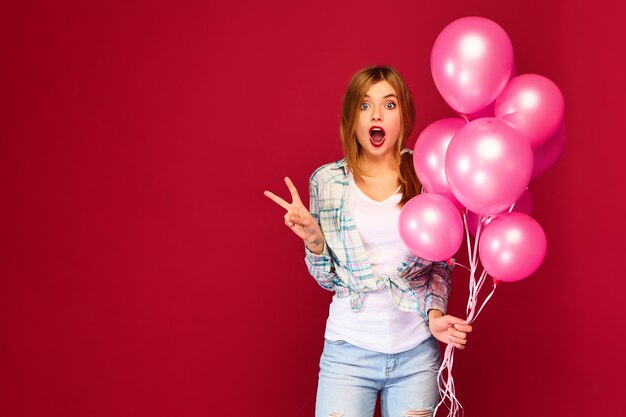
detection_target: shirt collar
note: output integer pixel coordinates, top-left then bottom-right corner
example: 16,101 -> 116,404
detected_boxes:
330,158 -> 348,174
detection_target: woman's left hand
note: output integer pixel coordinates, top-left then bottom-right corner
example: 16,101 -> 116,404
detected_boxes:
428,313 -> 473,350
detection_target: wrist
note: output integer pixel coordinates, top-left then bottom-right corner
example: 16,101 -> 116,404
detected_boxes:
306,233 -> 322,244
305,234 -> 325,255
428,309 -> 444,321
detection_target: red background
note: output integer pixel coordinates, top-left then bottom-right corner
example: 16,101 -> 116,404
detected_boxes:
2,1 -> 625,416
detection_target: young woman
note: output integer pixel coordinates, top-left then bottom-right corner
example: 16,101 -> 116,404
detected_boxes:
264,66 -> 472,417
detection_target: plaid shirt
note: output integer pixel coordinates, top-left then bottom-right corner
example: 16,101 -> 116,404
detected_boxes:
304,158 -> 452,322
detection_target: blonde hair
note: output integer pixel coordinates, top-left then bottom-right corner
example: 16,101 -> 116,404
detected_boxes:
340,66 -> 420,206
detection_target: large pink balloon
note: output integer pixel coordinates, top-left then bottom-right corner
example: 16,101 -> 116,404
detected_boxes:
478,212 -> 547,282
413,118 -> 466,208
398,193 -> 463,262
466,189 -> 533,236
466,65 -> 516,121
495,74 -> 565,148
532,122 -> 566,178
431,16 -> 514,115
445,118 -> 533,215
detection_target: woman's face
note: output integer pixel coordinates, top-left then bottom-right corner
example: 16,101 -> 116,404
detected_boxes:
355,80 -> 402,159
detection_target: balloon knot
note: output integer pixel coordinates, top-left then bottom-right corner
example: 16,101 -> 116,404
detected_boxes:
446,259 -> 454,266
493,278 -> 499,286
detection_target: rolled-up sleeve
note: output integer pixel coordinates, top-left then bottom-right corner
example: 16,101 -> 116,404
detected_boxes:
425,261 -> 453,314
304,174 -> 338,291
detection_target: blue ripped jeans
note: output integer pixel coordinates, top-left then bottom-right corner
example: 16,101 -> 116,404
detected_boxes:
315,336 -> 441,417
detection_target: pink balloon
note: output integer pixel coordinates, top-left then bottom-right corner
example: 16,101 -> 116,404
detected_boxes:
398,193 -> 464,262
495,74 -> 565,148
431,16 -> 514,115
413,118 -> 466,208
465,189 -> 533,236
532,122 -> 566,178
478,212 -> 547,282
445,118 -> 533,215
466,65 -> 515,121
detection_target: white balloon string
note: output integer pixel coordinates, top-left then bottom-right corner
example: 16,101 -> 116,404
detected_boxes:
508,202 -> 516,213
434,343 -> 463,417
476,269 -> 488,293
438,211 -> 494,417
471,279 -> 497,323
435,349 -> 450,408
461,212 -> 474,317
472,215 -> 484,270
467,270 -> 486,323
451,261 -> 471,272
437,211 -> 498,417
466,214 -> 483,317
466,268 -> 475,317
435,345 -> 451,399
461,211 -> 477,316
466,271 -> 474,317
462,212 -> 474,270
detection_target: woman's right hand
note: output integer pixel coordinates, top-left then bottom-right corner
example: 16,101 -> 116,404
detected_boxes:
264,177 -> 325,253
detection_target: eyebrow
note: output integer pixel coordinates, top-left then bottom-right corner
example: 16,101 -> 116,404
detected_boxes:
364,94 -> 398,99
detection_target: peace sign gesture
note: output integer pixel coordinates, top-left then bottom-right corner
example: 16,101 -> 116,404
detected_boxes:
264,177 -> 325,254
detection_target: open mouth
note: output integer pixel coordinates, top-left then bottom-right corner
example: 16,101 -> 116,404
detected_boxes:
369,126 -> 386,147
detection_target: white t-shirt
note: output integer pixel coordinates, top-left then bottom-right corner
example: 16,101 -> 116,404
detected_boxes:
324,171 -> 430,354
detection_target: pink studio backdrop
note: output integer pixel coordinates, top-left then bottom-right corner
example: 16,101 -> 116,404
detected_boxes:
2,1 -> 625,416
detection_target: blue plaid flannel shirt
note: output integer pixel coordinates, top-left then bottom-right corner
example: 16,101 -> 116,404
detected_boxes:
304,158 -> 453,322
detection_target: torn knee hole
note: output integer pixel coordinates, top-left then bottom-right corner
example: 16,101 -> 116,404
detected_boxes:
402,409 -> 433,417
328,412 -> 343,417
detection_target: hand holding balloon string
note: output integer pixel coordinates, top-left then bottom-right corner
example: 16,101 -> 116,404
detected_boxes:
428,310 -> 473,350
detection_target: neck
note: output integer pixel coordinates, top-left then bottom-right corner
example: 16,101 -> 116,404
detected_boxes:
358,151 -> 399,177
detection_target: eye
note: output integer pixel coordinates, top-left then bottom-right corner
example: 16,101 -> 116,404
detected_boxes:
385,101 -> 397,109
360,102 -> 370,110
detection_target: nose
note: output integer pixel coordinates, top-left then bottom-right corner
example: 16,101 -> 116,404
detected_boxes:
371,108 -> 382,121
